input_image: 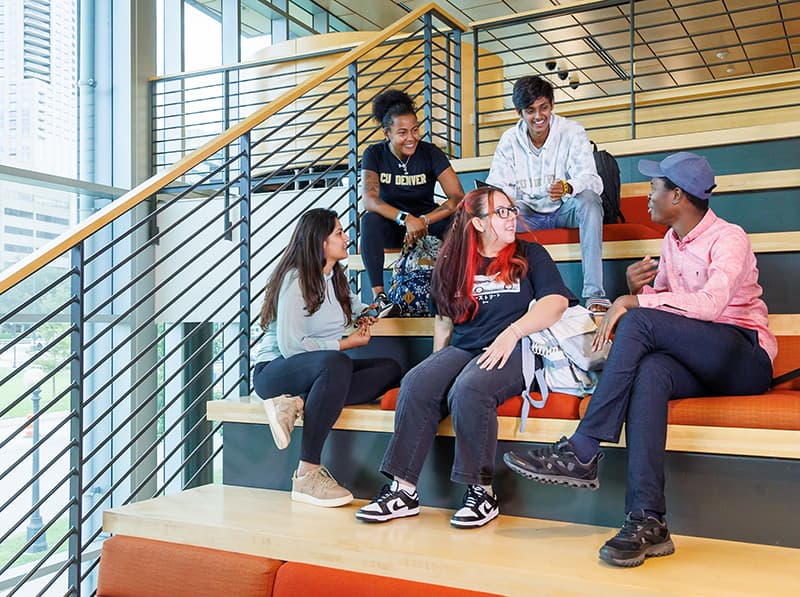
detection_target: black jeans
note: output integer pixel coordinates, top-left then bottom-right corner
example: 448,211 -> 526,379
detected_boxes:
253,351 -> 401,464
577,308 -> 773,515
380,345 -> 523,486
359,211 -> 452,290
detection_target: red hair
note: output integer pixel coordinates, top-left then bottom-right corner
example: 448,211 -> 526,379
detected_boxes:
431,187 -> 527,324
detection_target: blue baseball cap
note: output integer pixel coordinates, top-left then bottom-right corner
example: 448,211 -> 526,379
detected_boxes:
638,152 -> 717,200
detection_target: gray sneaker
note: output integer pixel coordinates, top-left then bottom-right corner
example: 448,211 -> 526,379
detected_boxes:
262,394 -> 303,450
291,466 -> 353,507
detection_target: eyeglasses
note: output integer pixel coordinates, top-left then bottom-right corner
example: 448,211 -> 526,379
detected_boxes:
479,206 -> 519,219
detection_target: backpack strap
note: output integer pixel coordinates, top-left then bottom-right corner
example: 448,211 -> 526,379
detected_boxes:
772,367 -> 800,388
519,335 -> 553,433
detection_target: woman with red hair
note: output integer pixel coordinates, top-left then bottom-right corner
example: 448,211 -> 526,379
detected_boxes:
356,186 -> 576,528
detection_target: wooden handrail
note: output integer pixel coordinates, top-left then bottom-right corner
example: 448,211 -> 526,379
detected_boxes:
0,2 -> 467,296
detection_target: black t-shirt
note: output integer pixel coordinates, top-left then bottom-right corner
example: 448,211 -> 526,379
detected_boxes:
361,140 -> 452,215
445,242 -> 578,354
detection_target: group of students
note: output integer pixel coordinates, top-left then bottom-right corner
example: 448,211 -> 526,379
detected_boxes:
251,79 -> 776,568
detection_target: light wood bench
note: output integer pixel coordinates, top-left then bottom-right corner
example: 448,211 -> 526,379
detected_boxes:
346,168 -> 800,271
209,314 -> 800,461
103,483 -> 800,597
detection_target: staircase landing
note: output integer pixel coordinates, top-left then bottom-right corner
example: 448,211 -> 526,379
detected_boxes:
103,484 -> 800,596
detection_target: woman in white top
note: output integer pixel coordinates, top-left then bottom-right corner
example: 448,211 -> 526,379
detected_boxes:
253,208 -> 401,507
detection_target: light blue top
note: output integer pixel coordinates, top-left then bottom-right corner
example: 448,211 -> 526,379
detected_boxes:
254,269 -> 368,363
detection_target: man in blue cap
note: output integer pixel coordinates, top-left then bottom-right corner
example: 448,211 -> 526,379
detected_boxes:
504,151 -> 777,567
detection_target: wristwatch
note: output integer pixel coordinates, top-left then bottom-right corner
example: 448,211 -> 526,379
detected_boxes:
396,210 -> 409,226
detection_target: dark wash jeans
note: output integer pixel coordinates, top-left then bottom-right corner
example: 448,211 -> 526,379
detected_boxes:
381,345 -> 524,486
359,211 -> 452,290
577,308 -> 773,515
253,351 -> 401,465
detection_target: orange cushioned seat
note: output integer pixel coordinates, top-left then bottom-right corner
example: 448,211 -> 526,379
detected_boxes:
97,535 -> 282,597
578,335 -> 800,429
517,223 -> 664,246
578,390 -> 800,430
272,562 -> 503,597
513,195 -> 667,246
380,387 -> 581,420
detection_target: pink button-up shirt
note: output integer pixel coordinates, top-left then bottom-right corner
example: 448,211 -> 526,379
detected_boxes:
638,209 -> 777,362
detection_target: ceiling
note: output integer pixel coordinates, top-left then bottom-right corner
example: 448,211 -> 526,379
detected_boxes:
319,0 -> 799,99
191,0 -> 798,101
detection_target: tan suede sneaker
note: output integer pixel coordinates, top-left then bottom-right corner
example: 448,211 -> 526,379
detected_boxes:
261,394 -> 303,450
291,466 -> 353,507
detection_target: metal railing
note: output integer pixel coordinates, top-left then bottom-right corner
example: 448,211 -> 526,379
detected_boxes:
0,4 -> 465,595
471,0 -> 800,152
3,0 -> 799,593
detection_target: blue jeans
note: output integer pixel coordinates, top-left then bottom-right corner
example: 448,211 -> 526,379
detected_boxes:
253,351 -> 401,464
517,190 -> 604,299
577,308 -> 773,515
380,345 -> 523,486
360,211 -> 452,290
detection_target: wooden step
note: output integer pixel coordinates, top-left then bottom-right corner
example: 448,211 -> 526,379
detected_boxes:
102,484 -> 800,597
347,231 -> 800,271
207,399 -> 800,460
451,122 -> 800,170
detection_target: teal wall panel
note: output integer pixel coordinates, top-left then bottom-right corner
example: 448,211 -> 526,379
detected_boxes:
617,138 -> 800,182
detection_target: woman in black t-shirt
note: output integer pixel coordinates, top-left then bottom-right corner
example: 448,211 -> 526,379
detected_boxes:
360,89 -> 465,307
356,186 -> 576,529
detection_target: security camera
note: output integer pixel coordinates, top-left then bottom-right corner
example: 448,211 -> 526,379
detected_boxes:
545,60 -> 557,71
557,69 -> 568,80
569,79 -> 580,90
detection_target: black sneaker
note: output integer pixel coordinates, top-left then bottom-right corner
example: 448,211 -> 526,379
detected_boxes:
503,436 -> 602,490
450,485 -> 499,529
599,511 -> 675,567
372,292 -> 400,318
355,480 -> 420,523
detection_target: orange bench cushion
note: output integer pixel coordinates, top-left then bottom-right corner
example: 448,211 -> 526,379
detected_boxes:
517,222 -> 663,245
578,390 -> 800,430
97,535 -> 282,597
380,387 -> 581,420
512,195 -> 667,246
576,336 -> 800,429
273,562 -> 502,597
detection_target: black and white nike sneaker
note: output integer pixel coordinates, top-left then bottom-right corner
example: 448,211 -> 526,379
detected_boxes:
355,480 -> 420,523
450,485 -> 499,529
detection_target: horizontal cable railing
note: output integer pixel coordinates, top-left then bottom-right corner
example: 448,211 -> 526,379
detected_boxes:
0,4 -> 465,595
472,0 -> 800,153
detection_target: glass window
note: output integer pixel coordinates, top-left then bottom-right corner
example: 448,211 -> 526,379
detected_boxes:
288,1 -> 313,29
184,0 -> 222,71
241,0 -> 277,61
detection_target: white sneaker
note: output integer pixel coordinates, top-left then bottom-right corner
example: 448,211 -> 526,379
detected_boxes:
450,485 -> 499,529
262,394 -> 303,450
291,466 -> 353,507
355,480 -> 420,523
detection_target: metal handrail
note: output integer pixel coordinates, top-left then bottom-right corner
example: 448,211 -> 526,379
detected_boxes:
0,6 -> 466,594
0,2 -> 467,295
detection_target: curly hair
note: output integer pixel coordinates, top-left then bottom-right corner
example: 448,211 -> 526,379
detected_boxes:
371,88 -> 417,130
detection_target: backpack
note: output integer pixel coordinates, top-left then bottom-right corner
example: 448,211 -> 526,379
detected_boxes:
591,141 -> 624,224
387,235 -> 441,317
518,304 -> 610,432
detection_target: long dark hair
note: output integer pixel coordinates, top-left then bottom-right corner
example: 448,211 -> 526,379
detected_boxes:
372,88 -> 417,130
431,187 -> 527,324
259,209 -> 353,329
